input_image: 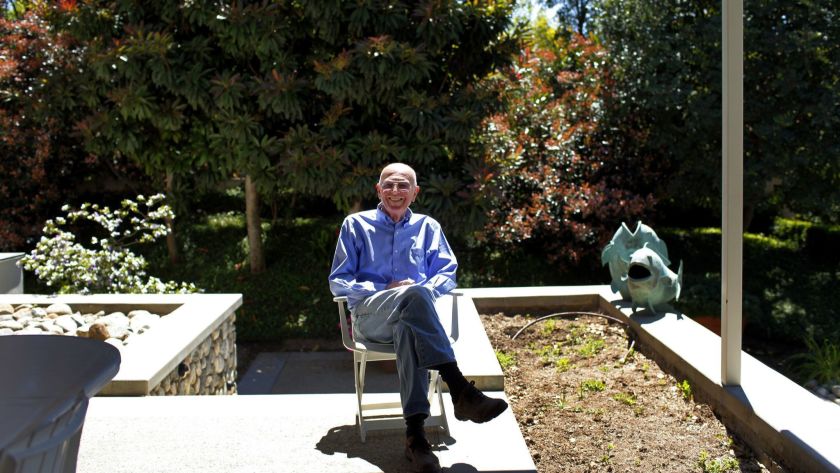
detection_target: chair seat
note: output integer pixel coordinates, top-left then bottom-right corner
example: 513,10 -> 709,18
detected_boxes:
333,294 -> 459,442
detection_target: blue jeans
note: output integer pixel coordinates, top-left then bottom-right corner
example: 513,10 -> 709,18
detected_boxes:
352,285 -> 456,418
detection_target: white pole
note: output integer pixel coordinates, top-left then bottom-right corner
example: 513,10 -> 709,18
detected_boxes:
721,0 -> 744,385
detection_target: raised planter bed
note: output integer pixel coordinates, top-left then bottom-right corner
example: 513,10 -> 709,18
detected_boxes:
0,294 -> 242,396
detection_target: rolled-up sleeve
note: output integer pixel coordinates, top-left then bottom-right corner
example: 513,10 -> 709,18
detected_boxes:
421,222 -> 458,298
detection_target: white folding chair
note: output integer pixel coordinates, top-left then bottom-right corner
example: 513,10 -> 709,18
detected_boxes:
334,293 -> 459,442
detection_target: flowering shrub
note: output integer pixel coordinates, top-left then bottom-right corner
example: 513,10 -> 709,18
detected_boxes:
476,35 -> 654,268
20,194 -> 199,294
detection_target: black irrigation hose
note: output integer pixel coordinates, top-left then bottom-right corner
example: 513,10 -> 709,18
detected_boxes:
510,311 -> 629,340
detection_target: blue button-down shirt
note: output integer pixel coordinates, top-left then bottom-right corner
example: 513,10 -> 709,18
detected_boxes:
329,205 -> 458,310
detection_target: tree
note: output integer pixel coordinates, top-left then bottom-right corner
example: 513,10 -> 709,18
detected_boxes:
594,0 -> 840,227
50,0 -> 522,271
476,34 -> 654,269
544,0 -> 598,34
0,6 -> 108,250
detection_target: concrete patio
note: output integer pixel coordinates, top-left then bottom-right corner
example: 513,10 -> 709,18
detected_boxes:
70,285 -> 840,472
76,292 -> 536,473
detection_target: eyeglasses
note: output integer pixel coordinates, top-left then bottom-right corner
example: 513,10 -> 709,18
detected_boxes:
380,181 -> 413,193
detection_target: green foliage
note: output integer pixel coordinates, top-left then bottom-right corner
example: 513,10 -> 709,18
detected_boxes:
697,450 -> 739,473
0,7 -> 123,250
539,318 -> 559,336
612,392 -> 637,406
676,379 -> 692,401
20,194 -> 198,294
787,336 -> 840,384
48,0 -> 522,235
142,210 -> 340,341
595,0 -> 840,225
661,225 -> 839,344
578,378 -> 605,398
495,349 -> 517,370
536,342 -> 564,365
475,34 -> 654,269
555,357 -> 572,372
577,338 -> 605,357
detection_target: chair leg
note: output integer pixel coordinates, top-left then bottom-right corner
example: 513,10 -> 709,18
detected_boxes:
355,353 -> 368,442
435,372 -> 450,436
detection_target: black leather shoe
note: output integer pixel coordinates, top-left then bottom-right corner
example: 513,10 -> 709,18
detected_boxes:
454,381 -> 508,423
405,435 -> 441,473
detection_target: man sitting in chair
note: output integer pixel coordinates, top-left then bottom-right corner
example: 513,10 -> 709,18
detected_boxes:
329,162 -> 508,472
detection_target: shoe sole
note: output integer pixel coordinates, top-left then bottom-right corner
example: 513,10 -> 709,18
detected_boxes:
454,401 -> 508,423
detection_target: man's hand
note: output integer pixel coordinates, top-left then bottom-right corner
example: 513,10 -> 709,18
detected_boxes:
386,279 -> 415,289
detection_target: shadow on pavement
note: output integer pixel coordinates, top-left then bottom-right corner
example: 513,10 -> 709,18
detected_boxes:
315,424 -> 462,473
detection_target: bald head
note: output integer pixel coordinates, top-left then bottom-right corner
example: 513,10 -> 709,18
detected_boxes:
376,163 -> 420,222
379,163 -> 417,186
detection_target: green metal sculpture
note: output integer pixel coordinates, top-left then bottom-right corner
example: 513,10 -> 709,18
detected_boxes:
601,221 -> 683,312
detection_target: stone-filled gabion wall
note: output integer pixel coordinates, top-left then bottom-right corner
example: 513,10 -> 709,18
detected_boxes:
149,313 -> 237,396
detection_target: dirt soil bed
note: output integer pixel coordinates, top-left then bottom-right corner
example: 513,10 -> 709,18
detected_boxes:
480,312 -> 778,473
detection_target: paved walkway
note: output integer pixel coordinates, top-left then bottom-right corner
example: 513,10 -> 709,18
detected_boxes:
77,293 -> 537,472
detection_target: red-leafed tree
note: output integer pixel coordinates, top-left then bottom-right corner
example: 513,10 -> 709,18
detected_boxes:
476,33 -> 655,269
0,6 -> 139,251
0,9 -> 80,249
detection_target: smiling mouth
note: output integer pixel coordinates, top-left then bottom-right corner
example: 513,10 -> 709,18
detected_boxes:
386,197 -> 405,205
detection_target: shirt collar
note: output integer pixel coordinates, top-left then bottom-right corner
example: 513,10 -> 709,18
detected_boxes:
376,204 -> 413,224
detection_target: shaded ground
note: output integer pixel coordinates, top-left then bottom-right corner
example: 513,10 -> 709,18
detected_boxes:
481,312 -> 778,473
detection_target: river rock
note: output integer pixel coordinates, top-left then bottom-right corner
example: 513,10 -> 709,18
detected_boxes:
832,385 -> 840,397
18,327 -> 44,335
54,315 -> 79,333
107,325 -> 131,340
0,303 -> 13,315
0,328 -> 13,335
45,303 -> 73,316
101,311 -> 129,328
0,320 -> 24,331
87,323 -> 110,341
31,307 -> 48,318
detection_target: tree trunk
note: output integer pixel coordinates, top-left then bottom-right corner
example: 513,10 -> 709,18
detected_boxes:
245,175 -> 266,273
165,172 -> 179,265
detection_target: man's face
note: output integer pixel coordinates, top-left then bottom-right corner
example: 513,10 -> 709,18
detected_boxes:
376,167 -> 419,222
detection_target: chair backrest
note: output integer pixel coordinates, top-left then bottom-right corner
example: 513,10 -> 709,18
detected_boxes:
0,394 -> 89,473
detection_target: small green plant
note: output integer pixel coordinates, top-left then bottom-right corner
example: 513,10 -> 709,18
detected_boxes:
536,342 -> 564,365
555,357 -> 572,372
787,335 -> 840,384
554,390 -> 568,410
578,379 -> 606,398
677,379 -> 693,401
539,318 -> 558,336
612,392 -> 637,406
566,323 -> 585,345
20,194 -> 199,294
577,338 -> 605,357
495,349 -> 516,370
697,450 -> 739,472
620,346 -> 636,364
601,443 -> 615,463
